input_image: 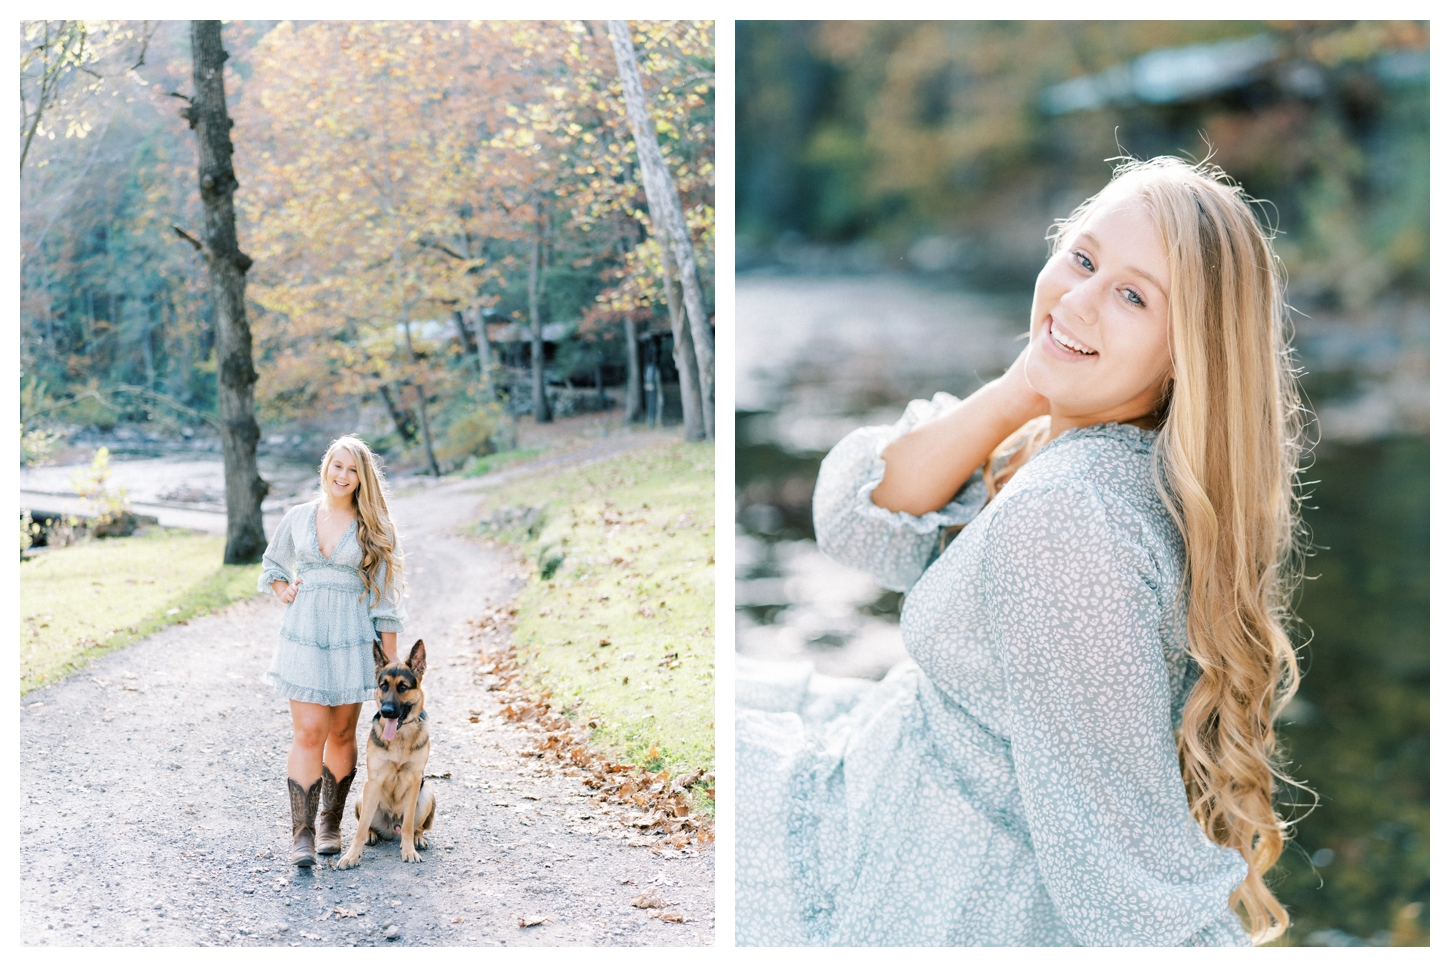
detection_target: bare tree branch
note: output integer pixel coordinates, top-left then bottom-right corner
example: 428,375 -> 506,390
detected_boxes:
172,225 -> 204,251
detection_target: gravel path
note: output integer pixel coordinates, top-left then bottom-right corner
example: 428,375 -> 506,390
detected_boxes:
19,430 -> 715,946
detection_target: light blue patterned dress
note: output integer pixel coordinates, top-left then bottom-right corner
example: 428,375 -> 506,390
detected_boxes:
258,500 -> 406,706
736,394 -> 1251,946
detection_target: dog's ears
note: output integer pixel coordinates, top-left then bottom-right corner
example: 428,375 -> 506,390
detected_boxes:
406,638 -> 427,678
372,639 -> 390,675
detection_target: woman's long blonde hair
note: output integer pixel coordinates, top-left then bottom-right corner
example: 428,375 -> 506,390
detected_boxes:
319,435 -> 403,609
1011,157 -> 1308,942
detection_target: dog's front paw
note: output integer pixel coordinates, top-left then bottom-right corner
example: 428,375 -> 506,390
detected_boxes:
334,851 -> 362,870
401,845 -> 422,863
414,831 -> 429,851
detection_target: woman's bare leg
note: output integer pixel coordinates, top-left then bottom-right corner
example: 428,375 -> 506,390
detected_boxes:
322,703 -> 363,779
288,700 -> 331,786
286,700 -> 333,865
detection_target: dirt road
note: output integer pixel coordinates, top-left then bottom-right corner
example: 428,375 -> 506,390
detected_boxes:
19,430 -> 715,946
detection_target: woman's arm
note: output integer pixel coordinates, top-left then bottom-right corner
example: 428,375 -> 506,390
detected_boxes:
814,394 -> 993,592
257,508 -> 300,596
366,555 -> 407,643
378,631 -> 397,663
873,346 -> 1047,516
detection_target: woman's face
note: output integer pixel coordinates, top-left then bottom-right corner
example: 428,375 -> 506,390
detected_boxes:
1024,192 -> 1174,429
324,447 -> 361,502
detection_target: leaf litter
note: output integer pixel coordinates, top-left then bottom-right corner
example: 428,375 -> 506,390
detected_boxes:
465,606 -> 713,850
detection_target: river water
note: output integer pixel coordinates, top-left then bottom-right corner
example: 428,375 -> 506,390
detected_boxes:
734,273 -> 1429,946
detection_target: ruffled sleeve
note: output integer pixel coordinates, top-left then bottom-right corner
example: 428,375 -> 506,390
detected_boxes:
366,555 -> 407,635
812,393 -> 989,592
257,506 -> 301,592
982,480 -> 1250,946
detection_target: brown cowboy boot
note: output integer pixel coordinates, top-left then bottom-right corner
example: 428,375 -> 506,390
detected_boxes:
288,776 -> 322,867
315,764 -> 355,855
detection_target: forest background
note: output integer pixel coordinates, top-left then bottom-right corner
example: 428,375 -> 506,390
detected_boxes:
20,19 -> 716,471
735,20 -> 1428,947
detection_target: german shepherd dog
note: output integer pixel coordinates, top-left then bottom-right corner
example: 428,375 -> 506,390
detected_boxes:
334,639 -> 436,869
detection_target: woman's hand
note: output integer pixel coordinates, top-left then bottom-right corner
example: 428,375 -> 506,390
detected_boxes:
872,342 -> 1051,516
272,578 -> 302,604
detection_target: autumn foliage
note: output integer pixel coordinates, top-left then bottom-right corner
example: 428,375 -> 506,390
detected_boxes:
21,20 -> 714,457
234,20 -> 714,443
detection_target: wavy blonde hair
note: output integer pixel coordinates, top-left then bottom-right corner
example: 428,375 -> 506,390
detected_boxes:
997,157 -> 1307,942
319,435 -> 403,610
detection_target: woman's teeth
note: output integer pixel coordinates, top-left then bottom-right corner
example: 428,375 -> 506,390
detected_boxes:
1050,322 -> 1095,355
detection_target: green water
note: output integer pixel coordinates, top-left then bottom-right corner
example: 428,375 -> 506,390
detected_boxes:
736,419 -> 1429,945
1272,436 -> 1430,945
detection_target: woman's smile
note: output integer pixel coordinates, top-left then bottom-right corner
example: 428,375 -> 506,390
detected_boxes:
1045,316 -> 1097,358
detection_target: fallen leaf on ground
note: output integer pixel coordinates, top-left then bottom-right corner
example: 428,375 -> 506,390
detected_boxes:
333,906 -> 358,919
650,910 -> 686,922
630,890 -> 665,909
518,915 -> 552,928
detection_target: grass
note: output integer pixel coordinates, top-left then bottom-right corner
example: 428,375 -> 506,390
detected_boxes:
461,447 -> 545,478
20,528 -> 262,695
474,439 -> 714,799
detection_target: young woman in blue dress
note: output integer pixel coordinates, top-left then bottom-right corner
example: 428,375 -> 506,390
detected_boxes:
736,157 -> 1306,945
258,436 -> 406,866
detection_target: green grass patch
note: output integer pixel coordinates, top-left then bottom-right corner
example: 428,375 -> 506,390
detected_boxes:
20,528 -> 262,694
460,447 -> 545,478
475,440 -> 714,804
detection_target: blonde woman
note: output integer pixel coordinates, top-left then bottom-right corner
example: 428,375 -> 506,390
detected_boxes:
736,157 -> 1305,945
258,435 -> 406,866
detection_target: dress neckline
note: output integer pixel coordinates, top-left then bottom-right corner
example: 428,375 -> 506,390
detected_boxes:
1038,421 -> 1158,459
311,501 -> 357,562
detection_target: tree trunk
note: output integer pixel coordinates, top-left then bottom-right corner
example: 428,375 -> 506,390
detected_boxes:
623,317 -> 643,422
185,20 -> 268,564
452,309 -> 477,364
594,348 -> 606,408
377,384 -> 416,444
400,318 -> 441,476
606,21 -> 715,441
528,207 -> 552,423
413,382 -> 440,476
658,237 -> 704,440
470,307 -> 496,403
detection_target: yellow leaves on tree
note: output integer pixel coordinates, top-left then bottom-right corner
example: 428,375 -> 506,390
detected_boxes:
230,21 -> 713,422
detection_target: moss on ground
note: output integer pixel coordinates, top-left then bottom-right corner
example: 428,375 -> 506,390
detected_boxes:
474,440 -> 714,798
461,447 -> 545,478
20,528 -> 261,694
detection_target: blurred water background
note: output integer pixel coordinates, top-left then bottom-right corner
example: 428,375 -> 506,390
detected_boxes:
734,21 -> 1428,947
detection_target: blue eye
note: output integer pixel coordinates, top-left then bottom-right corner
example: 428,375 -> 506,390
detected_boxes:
1073,250 -> 1094,272
1124,288 -> 1145,307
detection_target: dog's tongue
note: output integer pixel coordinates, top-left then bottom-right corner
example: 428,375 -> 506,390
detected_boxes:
382,717 -> 398,741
